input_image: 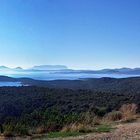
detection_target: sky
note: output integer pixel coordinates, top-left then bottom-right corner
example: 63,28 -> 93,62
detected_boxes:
0,0 -> 140,70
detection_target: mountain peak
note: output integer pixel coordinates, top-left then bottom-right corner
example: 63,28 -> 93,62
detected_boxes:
14,67 -> 23,70
0,66 -> 9,69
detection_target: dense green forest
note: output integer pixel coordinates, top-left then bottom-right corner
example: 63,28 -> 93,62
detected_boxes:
0,86 -> 140,136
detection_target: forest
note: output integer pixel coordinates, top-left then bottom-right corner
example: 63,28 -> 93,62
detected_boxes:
0,86 -> 140,136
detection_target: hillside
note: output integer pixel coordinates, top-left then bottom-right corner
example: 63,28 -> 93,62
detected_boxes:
0,76 -> 140,93
0,86 -> 140,122
0,85 -> 140,138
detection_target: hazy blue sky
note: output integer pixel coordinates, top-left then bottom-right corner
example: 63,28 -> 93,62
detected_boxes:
0,0 -> 140,69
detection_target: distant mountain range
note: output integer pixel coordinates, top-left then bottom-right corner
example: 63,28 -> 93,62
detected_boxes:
32,65 -> 68,70
0,65 -> 140,75
0,65 -> 68,71
81,68 -> 140,75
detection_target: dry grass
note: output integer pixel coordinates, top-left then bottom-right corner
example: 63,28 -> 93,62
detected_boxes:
92,116 -> 102,125
35,125 -> 47,134
61,123 -> 93,133
119,103 -> 137,121
61,104 -> 138,136
104,111 -> 123,122
103,104 -> 138,123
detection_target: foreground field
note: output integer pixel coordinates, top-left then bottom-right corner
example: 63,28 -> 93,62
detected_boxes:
1,119 -> 140,140
48,118 -> 140,140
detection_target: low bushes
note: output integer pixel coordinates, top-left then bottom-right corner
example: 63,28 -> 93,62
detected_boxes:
1,103 -> 138,137
103,103 -> 138,123
119,103 -> 137,120
105,111 -> 123,122
61,123 -> 93,133
35,125 -> 47,134
3,124 -> 29,137
3,125 -> 14,137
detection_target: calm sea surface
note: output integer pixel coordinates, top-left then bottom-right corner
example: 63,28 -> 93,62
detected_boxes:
0,82 -> 22,87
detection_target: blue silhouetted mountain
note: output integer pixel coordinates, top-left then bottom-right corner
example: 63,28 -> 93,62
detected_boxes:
0,65 -> 140,75
0,66 -> 10,70
14,67 -> 23,70
32,65 -> 68,70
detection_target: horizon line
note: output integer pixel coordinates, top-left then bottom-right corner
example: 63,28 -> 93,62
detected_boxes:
0,65 -> 140,71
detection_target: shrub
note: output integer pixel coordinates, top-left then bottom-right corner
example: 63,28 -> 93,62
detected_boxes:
94,107 -> 107,117
92,116 -> 102,125
36,125 -> 47,134
3,131 -> 14,137
119,104 -> 137,120
3,125 -> 14,137
3,123 -> 29,136
61,123 -> 93,133
61,123 -> 83,132
79,111 -> 95,125
46,122 -> 62,132
14,124 -> 29,136
105,111 -> 123,122
122,117 -> 136,123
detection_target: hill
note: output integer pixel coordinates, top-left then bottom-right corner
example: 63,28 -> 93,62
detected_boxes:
0,76 -> 140,93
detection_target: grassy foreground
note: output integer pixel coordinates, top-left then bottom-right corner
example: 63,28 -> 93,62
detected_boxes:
32,131 -> 87,139
32,124 -> 113,139
1,103 -> 137,139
